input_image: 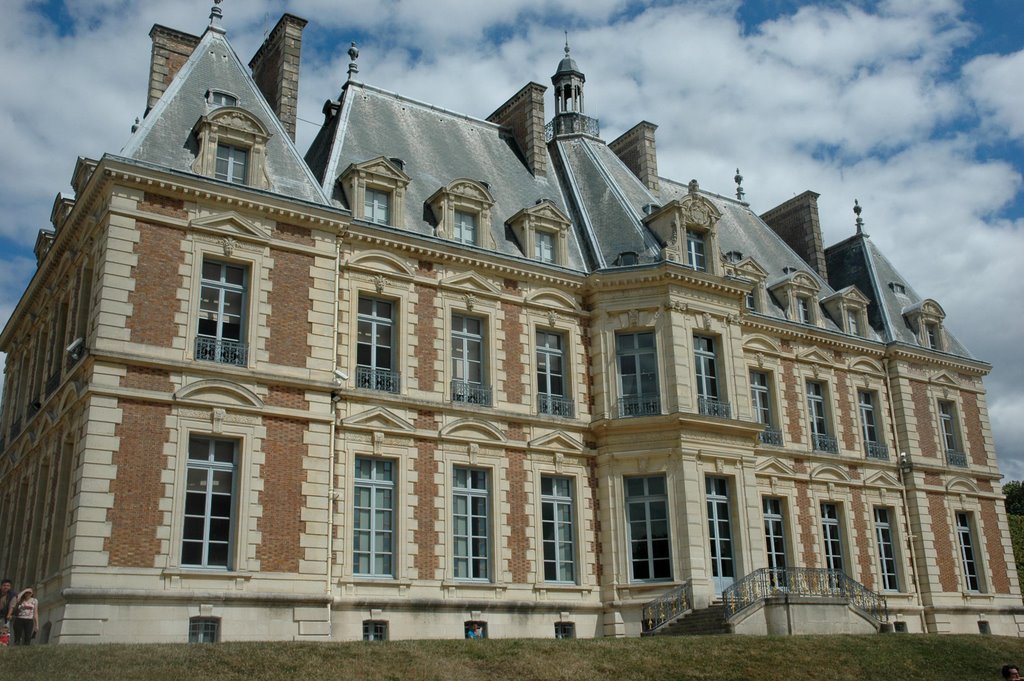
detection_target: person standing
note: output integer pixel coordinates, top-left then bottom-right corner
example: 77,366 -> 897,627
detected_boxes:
0,579 -> 15,629
8,587 -> 37,645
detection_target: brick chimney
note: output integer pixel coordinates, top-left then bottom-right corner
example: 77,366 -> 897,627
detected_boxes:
249,14 -> 308,142
609,121 -> 659,192
760,190 -> 829,280
147,25 -> 201,115
487,82 -> 547,177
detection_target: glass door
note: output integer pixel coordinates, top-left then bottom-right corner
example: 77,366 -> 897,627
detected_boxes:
706,476 -> 735,594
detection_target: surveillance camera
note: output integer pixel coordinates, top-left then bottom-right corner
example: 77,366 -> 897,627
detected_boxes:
66,337 -> 84,358
333,368 -> 348,382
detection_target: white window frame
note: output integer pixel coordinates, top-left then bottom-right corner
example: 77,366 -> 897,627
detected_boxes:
820,502 -> 844,573
694,335 -> 721,401
352,457 -> 395,578
540,475 -> 576,583
356,296 -> 398,392
535,230 -> 556,263
956,511 -> 982,592
196,259 -> 248,366
686,229 -> 706,271
215,143 -> 249,184
624,475 -> 672,582
874,507 -> 899,592
453,466 -> 490,581
858,390 -> 879,444
763,497 -> 787,573
364,187 -> 391,225
750,370 -> 774,427
181,436 -> 237,570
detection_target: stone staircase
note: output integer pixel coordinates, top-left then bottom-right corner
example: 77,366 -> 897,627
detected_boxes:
655,603 -> 731,636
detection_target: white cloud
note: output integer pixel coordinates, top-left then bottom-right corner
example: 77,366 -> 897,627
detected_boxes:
963,49 -> 1024,141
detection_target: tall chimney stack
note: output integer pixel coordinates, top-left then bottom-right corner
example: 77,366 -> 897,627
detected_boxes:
249,14 -> 308,142
147,25 -> 201,115
760,190 -> 829,280
487,83 -> 548,177
609,121 -> 659,192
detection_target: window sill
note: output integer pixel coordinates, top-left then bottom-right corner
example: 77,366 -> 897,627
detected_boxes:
161,567 -> 254,584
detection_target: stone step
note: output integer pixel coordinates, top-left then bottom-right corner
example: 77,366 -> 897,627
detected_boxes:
658,604 -> 731,637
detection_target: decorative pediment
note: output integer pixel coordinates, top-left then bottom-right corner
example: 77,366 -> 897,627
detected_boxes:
433,179 -> 495,205
946,476 -> 979,494
525,288 -> 579,311
788,272 -> 820,292
743,334 -> 782,356
677,192 -> 723,229
848,356 -> 884,374
175,379 -> 263,408
344,156 -> 412,185
930,370 -> 960,387
796,348 -> 833,366
348,250 -> 416,278
190,211 -> 272,242
440,418 -> 507,443
506,200 -> 572,265
734,257 -> 769,279
809,463 -> 851,482
203,107 -> 270,139
528,430 -> 584,453
864,470 -> 902,489
755,457 -> 796,477
440,271 -> 502,296
342,406 -> 416,433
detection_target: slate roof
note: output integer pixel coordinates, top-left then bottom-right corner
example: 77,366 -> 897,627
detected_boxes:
122,27 -> 328,205
306,82 -> 589,271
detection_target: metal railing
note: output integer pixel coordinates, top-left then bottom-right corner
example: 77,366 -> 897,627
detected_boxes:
698,396 -> 732,418
538,394 -> 575,419
946,449 -> 968,468
451,380 -> 492,407
356,365 -> 400,393
722,567 -> 887,623
545,113 -> 601,141
865,441 -> 890,461
194,336 -> 248,367
618,395 -> 660,418
812,433 -> 839,454
641,579 -> 694,634
759,427 -> 784,446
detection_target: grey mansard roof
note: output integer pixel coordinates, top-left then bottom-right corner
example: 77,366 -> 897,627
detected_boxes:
122,28 -> 329,205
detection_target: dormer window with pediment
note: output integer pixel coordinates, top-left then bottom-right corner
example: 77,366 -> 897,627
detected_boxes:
507,200 -> 572,266
725,255 -> 769,314
341,157 -> 411,227
904,299 -> 946,351
192,107 -> 271,189
769,271 -> 821,327
642,181 -> 723,276
427,179 -> 495,247
822,286 -> 870,338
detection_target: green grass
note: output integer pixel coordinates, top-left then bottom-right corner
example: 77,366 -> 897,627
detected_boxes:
2,634 -> 1023,680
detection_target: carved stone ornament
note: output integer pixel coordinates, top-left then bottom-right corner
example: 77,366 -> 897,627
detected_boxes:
373,431 -> 384,455
669,222 -> 679,245
212,408 -> 226,433
628,309 -> 639,328
770,476 -> 778,493
812,364 -> 821,378
470,442 -> 479,465
827,481 -> 835,497
547,310 -> 557,327
218,112 -> 261,135
374,274 -> 388,294
727,313 -> 739,325
682,201 -> 711,227
464,293 -> 476,311
715,458 -> 725,473
669,301 -> 688,314
861,374 -> 871,388
554,451 -> 564,473
650,308 -> 662,327
221,237 -> 237,257
702,312 -> 712,331
756,352 -> 765,368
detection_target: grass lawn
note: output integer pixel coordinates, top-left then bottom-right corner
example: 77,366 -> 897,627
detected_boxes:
2,634 -> 1023,680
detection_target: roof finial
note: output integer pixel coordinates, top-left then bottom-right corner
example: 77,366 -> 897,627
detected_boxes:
208,0 -> 225,32
347,42 -> 360,81
564,31 -> 570,58
854,199 -> 866,236
734,168 -> 745,201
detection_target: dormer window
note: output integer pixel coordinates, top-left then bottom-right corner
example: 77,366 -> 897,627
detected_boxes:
686,230 -> 706,271
506,200 -> 572,266
847,310 -> 859,336
454,210 -> 478,245
641,184 -> 723,275
427,179 -> 495,247
903,299 -> 946,351
215,144 -> 248,184
341,157 -> 411,228
536,230 -> 556,263
796,296 -> 811,323
770,271 -> 820,327
192,108 -> 271,189
889,282 -> 906,295
822,286 -> 870,338
209,91 -> 237,108
925,322 -> 939,349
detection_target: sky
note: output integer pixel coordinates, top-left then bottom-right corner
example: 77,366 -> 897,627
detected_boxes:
0,0 -> 1021,475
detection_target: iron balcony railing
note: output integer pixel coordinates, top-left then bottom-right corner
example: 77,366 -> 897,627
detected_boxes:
759,427 -> 784,446
812,432 -> 839,454
946,449 -> 968,468
194,336 -> 248,367
641,579 -> 694,635
451,380 -> 492,407
618,395 -> 660,418
865,441 -> 890,461
538,394 -> 575,419
722,567 -> 887,623
356,365 -> 400,393
698,396 -> 732,418
45,370 -> 61,397
544,113 -> 601,141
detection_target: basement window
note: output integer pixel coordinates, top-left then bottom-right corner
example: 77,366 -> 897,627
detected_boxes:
188,617 -> 220,643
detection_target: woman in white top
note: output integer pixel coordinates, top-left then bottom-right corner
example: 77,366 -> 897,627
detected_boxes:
8,587 -> 37,645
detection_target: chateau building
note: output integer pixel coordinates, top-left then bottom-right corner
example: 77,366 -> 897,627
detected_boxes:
1,5 -> 1020,643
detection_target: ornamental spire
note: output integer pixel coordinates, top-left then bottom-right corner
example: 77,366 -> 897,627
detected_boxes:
208,0 -> 225,33
734,168 -> 745,201
347,42 -> 360,81
854,199 -> 867,236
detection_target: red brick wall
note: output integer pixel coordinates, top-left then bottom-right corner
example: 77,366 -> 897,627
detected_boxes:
121,367 -> 173,392
980,499 -> 1011,593
960,392 -> 988,466
257,416 -> 306,573
500,301 -> 527,406
781,359 -> 804,445
140,192 -> 187,220
926,493 -> 958,592
274,222 -> 314,248
911,381 -> 938,459
415,410 -> 438,431
106,400 -> 170,567
795,481 -> 817,567
267,249 -> 313,368
412,439 -> 439,579
505,449 -> 530,582
127,221 -> 183,347
413,282 -> 440,391
580,327 -> 593,412
265,385 -> 309,410
834,370 -> 856,451
850,489 -> 874,590
506,423 -> 526,442
587,457 -> 602,580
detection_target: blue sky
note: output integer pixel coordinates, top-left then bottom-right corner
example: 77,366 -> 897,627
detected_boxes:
1,0 -> 1022,476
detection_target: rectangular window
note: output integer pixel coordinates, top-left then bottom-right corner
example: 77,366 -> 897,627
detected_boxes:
686,230 -> 706,271
453,467 -> 489,580
625,475 -> 671,581
874,508 -> 899,591
364,188 -> 390,225
182,437 -> 237,569
763,497 -> 787,573
752,371 -> 782,446
956,512 -> 981,592
188,617 -> 220,643
616,332 -> 660,417
796,296 -> 811,324
454,210 -> 477,244
925,323 -> 939,349
847,310 -> 860,336
356,297 -> 399,392
537,331 -> 572,417
820,502 -> 844,573
215,143 -> 248,184
745,291 -> 756,312
541,476 -> 576,583
196,259 -> 247,366
554,622 -> 576,639
362,621 -> 388,641
536,231 -> 556,263
451,314 -> 489,405
939,401 -> 965,466
353,457 -> 394,578
694,336 -> 729,417
706,476 -> 735,593
807,381 -> 836,453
